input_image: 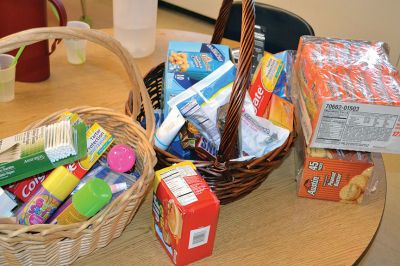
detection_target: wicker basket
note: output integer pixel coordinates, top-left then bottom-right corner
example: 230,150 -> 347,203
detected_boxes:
125,0 -> 296,205
0,28 -> 156,265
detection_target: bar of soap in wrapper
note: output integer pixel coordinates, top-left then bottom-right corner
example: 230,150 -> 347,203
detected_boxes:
292,35 -> 400,153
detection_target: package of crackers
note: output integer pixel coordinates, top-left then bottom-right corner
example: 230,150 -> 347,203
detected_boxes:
292,35 -> 400,153
296,145 -> 374,204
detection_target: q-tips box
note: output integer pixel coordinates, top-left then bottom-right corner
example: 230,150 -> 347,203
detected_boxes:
0,116 -> 87,186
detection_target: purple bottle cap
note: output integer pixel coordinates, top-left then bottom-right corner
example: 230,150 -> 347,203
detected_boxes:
107,144 -> 136,173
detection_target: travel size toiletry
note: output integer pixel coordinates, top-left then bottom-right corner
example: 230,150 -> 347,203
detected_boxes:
49,178 -> 114,225
15,166 -> 80,225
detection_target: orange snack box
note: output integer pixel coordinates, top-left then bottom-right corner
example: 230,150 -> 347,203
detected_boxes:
293,36 -> 400,153
297,146 -> 374,203
152,161 -> 220,266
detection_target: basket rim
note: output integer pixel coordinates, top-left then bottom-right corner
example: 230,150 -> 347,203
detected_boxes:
0,26 -> 156,142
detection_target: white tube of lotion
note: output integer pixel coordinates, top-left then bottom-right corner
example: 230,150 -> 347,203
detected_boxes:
154,106 -> 185,150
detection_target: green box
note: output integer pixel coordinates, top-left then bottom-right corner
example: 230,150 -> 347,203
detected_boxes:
0,122 -> 87,186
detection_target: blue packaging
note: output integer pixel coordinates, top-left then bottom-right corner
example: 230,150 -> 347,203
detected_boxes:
273,50 -> 296,102
140,109 -> 164,130
168,51 -> 225,80
167,135 -> 196,160
163,42 -> 232,118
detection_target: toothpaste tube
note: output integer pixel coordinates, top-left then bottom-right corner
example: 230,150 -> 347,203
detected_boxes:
155,106 -> 186,150
4,174 -> 46,203
249,52 -> 284,116
168,60 -> 236,110
64,122 -> 114,178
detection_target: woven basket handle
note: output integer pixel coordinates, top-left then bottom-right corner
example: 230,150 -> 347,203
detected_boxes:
0,27 -> 155,142
212,0 -> 255,161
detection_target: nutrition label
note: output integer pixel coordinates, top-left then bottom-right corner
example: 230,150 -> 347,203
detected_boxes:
313,101 -> 400,152
161,166 -> 198,206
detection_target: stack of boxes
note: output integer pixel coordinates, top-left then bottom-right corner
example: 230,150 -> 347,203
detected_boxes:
293,36 -> 400,204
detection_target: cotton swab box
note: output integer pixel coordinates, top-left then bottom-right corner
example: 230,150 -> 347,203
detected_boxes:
44,120 -> 77,163
0,114 -> 87,186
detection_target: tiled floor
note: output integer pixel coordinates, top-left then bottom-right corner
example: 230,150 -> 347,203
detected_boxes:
54,1 -> 400,265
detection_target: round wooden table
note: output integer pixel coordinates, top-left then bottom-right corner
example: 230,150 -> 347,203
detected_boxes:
0,29 -> 386,265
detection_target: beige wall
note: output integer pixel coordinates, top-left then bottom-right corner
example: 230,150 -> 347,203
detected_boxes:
164,0 -> 400,65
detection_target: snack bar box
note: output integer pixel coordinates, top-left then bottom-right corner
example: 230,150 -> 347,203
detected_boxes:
163,41 -> 231,117
293,35 -> 400,153
152,161 -> 220,266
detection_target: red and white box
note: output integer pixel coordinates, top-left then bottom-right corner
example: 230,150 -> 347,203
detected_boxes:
152,161 -> 220,265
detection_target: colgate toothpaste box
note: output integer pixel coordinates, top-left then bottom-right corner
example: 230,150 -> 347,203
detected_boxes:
153,161 -> 220,265
249,52 -> 284,116
4,174 -> 46,202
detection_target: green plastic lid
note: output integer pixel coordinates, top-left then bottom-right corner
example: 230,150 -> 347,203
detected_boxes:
72,178 -> 112,218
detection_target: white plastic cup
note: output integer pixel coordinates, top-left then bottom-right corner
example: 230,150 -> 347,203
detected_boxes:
113,0 -> 158,58
65,21 -> 91,65
0,54 -> 16,102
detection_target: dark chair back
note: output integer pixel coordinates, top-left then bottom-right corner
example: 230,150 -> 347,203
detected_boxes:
223,2 -> 314,53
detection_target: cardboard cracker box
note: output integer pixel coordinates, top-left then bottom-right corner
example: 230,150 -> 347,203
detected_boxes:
297,146 -> 374,203
163,41 -> 231,118
152,161 -> 220,266
293,36 -> 400,153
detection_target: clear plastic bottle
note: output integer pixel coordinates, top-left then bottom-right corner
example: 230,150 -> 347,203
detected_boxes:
113,0 -> 158,58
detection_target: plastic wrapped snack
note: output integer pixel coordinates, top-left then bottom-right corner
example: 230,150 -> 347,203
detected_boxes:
295,126 -> 375,204
293,35 -> 400,153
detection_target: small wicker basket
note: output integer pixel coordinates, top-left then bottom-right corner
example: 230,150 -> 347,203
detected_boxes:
126,0 -> 296,205
0,28 -> 156,265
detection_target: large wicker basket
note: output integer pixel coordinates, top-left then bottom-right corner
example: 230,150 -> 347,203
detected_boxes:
0,28 -> 156,265
125,0 -> 296,205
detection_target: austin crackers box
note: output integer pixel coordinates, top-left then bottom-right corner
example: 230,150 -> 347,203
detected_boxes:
152,161 -> 220,265
297,146 -> 374,204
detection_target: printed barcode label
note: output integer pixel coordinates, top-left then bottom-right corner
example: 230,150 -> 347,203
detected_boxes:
161,167 -> 198,206
312,101 -> 400,153
188,226 -> 210,249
